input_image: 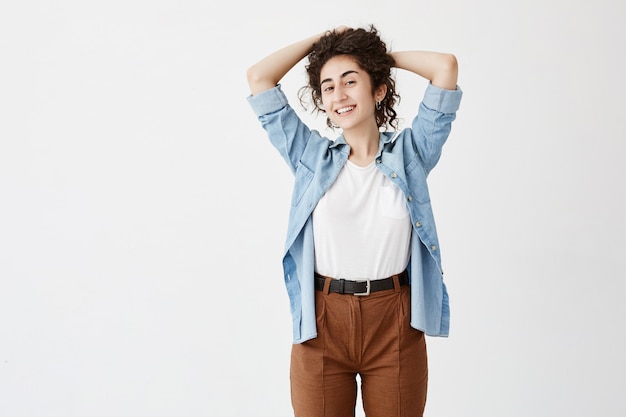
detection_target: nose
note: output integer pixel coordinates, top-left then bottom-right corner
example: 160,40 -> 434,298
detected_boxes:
332,85 -> 347,101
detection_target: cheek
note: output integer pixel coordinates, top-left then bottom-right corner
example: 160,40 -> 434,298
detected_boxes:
320,98 -> 333,114
320,95 -> 330,109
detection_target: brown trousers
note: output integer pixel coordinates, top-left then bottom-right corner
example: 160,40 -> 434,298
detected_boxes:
290,276 -> 428,417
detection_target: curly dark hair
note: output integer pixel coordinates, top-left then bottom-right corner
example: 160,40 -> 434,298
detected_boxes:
298,25 -> 400,130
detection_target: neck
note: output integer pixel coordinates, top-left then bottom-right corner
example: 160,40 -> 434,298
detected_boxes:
344,125 -> 380,167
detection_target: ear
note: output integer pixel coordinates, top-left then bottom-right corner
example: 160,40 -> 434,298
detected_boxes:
374,84 -> 387,102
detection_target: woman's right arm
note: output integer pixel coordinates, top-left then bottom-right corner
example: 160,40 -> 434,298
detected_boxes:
246,31 -> 327,96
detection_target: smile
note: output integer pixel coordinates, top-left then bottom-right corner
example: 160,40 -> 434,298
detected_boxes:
336,106 -> 354,114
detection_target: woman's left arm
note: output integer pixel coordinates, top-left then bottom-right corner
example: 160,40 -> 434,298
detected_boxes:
390,51 -> 458,90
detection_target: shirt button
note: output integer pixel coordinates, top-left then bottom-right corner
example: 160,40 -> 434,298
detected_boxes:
415,221 -> 422,227
407,196 -> 412,202
391,173 -> 397,178
431,245 -> 437,251
376,158 -> 381,164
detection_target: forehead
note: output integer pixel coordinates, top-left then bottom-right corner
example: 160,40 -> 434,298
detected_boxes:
320,55 -> 362,80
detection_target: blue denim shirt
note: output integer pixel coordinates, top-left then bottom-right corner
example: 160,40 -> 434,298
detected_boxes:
247,83 -> 462,343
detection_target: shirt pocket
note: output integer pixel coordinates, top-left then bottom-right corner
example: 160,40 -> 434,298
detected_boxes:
379,177 -> 410,219
291,160 -> 314,207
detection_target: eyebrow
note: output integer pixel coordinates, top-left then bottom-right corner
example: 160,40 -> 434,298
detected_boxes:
320,70 -> 359,87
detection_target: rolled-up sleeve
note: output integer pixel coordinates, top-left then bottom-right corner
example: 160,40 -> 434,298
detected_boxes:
247,84 -> 290,116
422,83 -> 463,114
410,83 -> 463,173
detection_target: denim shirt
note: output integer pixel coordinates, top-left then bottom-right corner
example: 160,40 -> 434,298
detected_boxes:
247,83 -> 463,343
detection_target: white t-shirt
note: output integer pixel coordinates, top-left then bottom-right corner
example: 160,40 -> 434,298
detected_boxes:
312,159 -> 412,280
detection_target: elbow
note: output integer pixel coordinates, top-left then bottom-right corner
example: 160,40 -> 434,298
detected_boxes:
441,54 -> 458,81
433,54 -> 458,90
444,54 -> 458,72
246,65 -> 262,86
246,65 -> 276,95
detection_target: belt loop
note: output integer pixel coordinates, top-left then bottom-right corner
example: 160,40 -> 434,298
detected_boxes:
322,277 -> 332,295
392,274 -> 401,293
339,278 -> 345,294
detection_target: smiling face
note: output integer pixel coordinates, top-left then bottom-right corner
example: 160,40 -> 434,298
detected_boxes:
319,55 -> 386,133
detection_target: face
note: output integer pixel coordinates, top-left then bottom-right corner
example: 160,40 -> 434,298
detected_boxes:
319,55 -> 386,132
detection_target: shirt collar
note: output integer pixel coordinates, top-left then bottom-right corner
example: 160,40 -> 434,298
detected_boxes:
329,135 -> 348,149
329,131 -> 397,149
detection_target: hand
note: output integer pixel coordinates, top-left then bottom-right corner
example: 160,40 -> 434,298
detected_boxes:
331,25 -> 350,35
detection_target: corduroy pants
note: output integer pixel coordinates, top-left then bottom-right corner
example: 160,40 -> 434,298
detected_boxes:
290,276 -> 428,417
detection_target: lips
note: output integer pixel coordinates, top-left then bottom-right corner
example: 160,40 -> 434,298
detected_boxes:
336,106 -> 354,114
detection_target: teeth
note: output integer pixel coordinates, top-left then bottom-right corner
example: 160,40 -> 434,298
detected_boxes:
337,106 -> 354,114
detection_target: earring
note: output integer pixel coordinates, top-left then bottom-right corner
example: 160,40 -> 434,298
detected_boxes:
376,100 -> 382,110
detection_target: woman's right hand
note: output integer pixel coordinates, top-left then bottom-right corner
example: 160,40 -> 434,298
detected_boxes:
247,30 -> 331,96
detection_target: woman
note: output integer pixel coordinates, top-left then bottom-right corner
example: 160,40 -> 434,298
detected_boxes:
246,25 -> 462,417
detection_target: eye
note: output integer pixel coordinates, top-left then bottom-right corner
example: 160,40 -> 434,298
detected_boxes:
322,85 -> 334,93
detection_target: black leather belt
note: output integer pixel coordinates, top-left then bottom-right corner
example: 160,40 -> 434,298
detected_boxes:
314,270 -> 409,296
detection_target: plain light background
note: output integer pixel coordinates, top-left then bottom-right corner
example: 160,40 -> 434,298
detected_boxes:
1,0 -> 625,416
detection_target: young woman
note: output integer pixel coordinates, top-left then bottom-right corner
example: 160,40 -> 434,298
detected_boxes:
246,25 -> 462,417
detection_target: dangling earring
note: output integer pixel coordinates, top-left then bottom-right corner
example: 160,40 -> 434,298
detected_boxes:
376,100 -> 382,110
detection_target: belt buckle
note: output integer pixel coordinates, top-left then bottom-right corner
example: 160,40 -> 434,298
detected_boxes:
354,279 -> 370,296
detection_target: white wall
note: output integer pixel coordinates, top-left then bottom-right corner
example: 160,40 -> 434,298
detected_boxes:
1,1 -> 624,416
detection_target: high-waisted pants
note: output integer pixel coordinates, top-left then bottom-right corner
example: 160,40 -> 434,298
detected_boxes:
290,276 -> 428,417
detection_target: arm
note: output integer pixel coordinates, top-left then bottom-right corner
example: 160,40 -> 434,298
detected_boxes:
390,51 -> 458,90
246,31 -> 327,96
